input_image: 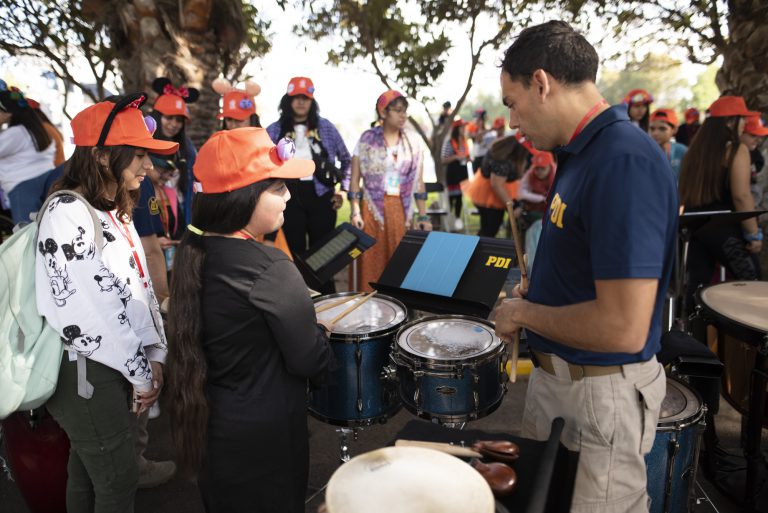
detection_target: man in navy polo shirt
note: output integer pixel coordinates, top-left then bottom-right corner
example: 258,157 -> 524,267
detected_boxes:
494,21 -> 678,512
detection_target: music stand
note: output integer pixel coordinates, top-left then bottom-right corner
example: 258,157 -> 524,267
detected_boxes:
676,210 -> 765,327
294,223 -> 376,291
371,230 -> 518,318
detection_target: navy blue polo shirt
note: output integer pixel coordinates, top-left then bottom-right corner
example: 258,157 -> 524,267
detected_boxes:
132,177 -> 163,237
526,105 -> 678,365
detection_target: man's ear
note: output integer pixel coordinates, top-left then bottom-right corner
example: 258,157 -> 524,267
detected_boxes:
531,69 -> 550,102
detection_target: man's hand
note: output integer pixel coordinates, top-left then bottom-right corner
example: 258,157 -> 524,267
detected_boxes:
494,298 -> 527,343
331,193 -> 344,210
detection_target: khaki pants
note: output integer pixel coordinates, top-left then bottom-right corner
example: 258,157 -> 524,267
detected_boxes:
522,355 -> 666,513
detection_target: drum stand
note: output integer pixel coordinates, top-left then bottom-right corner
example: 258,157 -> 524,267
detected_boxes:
336,427 -> 360,463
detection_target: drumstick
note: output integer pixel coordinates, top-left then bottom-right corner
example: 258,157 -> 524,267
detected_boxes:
330,291 -> 378,325
315,292 -> 365,313
505,202 -> 527,384
394,440 -> 483,459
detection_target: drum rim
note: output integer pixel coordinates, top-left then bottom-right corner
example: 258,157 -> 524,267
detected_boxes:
656,377 -> 705,431
314,291 -> 408,339
695,281 -> 768,336
394,314 -> 502,363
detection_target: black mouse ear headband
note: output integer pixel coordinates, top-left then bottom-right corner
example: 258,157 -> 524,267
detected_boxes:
96,93 -> 149,147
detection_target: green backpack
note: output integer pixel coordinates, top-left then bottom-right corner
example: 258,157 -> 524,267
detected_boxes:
0,190 -> 102,418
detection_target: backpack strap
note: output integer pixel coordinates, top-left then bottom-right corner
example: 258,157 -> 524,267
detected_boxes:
37,190 -> 104,400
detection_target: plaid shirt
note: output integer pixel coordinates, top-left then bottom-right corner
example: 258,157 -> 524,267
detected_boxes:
266,117 -> 352,196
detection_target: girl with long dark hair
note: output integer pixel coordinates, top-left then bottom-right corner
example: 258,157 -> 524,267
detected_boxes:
166,128 -> 332,513
678,96 -> 762,311
266,77 -> 351,293
35,94 -> 178,513
0,81 -> 55,224
442,119 -> 471,231
149,77 -> 200,227
623,88 -> 653,132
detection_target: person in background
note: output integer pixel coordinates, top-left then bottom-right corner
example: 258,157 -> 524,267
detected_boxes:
349,90 -> 431,292
442,118 -> 470,231
518,151 -> 556,272
27,98 -> 65,166
678,96 -> 762,313
166,128 -> 333,513
740,114 -> 768,206
149,77 -> 199,227
437,100 -> 453,126
212,78 -> 262,130
36,93 -> 177,513
676,107 -> 701,146
623,88 -> 653,132
266,76 -> 351,293
649,108 -> 687,182
0,81 -> 55,224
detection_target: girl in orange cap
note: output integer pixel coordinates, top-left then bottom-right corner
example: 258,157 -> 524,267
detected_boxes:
166,128 -> 332,513
649,108 -> 687,182
149,77 -> 200,228
679,96 -> 762,314
35,93 -> 178,513
623,88 -> 653,132
442,118 -> 471,230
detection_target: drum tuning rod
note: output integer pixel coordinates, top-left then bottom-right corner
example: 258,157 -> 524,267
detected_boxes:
315,292 -> 366,313
506,203 -> 528,384
330,291 -> 378,325
394,439 -> 483,459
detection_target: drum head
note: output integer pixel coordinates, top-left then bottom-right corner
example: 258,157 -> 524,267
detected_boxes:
325,446 -> 495,513
658,379 -> 701,426
699,282 -> 768,333
397,316 -> 500,361
315,293 -> 406,335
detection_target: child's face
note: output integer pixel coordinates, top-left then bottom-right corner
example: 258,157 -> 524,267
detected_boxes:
533,166 -> 551,180
649,120 -> 675,146
740,132 -> 763,151
629,103 -> 648,122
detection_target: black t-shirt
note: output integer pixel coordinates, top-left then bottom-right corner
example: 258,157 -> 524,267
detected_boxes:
201,237 -> 332,423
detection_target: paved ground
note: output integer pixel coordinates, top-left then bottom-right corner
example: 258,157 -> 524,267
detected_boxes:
2,369 -> 765,513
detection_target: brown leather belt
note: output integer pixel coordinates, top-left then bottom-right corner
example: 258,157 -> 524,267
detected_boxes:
531,349 -> 623,381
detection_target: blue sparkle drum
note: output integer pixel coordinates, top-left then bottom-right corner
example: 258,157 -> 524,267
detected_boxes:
310,292 -> 407,426
645,378 -> 705,513
393,315 -> 507,423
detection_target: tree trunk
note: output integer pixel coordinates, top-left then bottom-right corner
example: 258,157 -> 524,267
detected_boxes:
716,1 -> 768,110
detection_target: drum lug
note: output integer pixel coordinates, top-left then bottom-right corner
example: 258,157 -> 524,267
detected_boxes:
412,370 -> 425,378
473,391 -> 480,414
381,365 -> 398,383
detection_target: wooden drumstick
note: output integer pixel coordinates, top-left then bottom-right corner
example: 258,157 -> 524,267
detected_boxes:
505,202 -> 528,384
330,291 -> 378,325
315,292 -> 365,313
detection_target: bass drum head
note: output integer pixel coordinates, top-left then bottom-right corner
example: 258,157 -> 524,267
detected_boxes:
315,293 -> 407,337
325,446 -> 495,513
397,316 -> 500,362
698,281 -> 768,333
657,378 -> 702,430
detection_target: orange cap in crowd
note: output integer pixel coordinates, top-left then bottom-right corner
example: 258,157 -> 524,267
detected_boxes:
376,90 -> 404,118
451,118 -> 466,129
708,96 -> 759,118
492,117 -> 506,129
623,89 -> 653,105
193,128 -> 314,194
151,78 -> 199,119
532,151 -> 554,168
465,121 -> 478,135
650,109 -> 679,129
286,77 -> 315,98
71,94 -> 178,155
684,108 -> 700,123
744,115 -> 768,136
219,91 -> 256,121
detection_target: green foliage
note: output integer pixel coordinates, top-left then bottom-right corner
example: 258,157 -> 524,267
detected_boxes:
598,53 -> 688,108
687,63 -> 719,112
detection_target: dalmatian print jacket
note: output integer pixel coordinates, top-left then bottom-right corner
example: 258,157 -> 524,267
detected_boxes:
34,195 -> 167,391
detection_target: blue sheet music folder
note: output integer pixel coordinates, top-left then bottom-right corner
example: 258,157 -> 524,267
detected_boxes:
400,232 -> 479,297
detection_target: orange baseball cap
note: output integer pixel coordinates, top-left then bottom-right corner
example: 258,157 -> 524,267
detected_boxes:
744,115 -> 768,136
286,77 -> 315,98
532,151 -> 554,168
153,94 -> 191,118
193,128 -> 315,194
623,89 -> 653,105
492,116 -> 506,129
650,108 -> 679,129
218,90 -> 256,121
684,108 -> 700,123
376,89 -> 404,117
466,121 -> 478,135
708,96 -> 759,118
451,118 -> 466,129
71,94 -> 178,155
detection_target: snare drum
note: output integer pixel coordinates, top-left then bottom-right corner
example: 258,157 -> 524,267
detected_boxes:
645,378 -> 705,513
2,408 -> 69,513
393,315 -> 507,424
310,292 -> 407,426
695,281 -> 768,427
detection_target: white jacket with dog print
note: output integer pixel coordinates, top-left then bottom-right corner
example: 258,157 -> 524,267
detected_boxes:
35,194 -> 167,391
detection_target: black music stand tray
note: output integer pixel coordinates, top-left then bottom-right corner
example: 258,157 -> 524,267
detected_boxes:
294,223 -> 376,291
370,230 -> 517,318
676,210 -> 765,326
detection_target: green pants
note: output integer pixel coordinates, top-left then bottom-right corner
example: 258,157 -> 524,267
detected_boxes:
46,354 -> 138,513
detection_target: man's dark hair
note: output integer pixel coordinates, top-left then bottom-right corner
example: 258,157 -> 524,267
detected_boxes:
501,20 -> 598,86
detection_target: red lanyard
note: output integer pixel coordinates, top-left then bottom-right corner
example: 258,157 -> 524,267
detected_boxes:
155,186 -> 171,238
568,99 -> 607,144
107,211 -> 148,288
236,229 -> 258,241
